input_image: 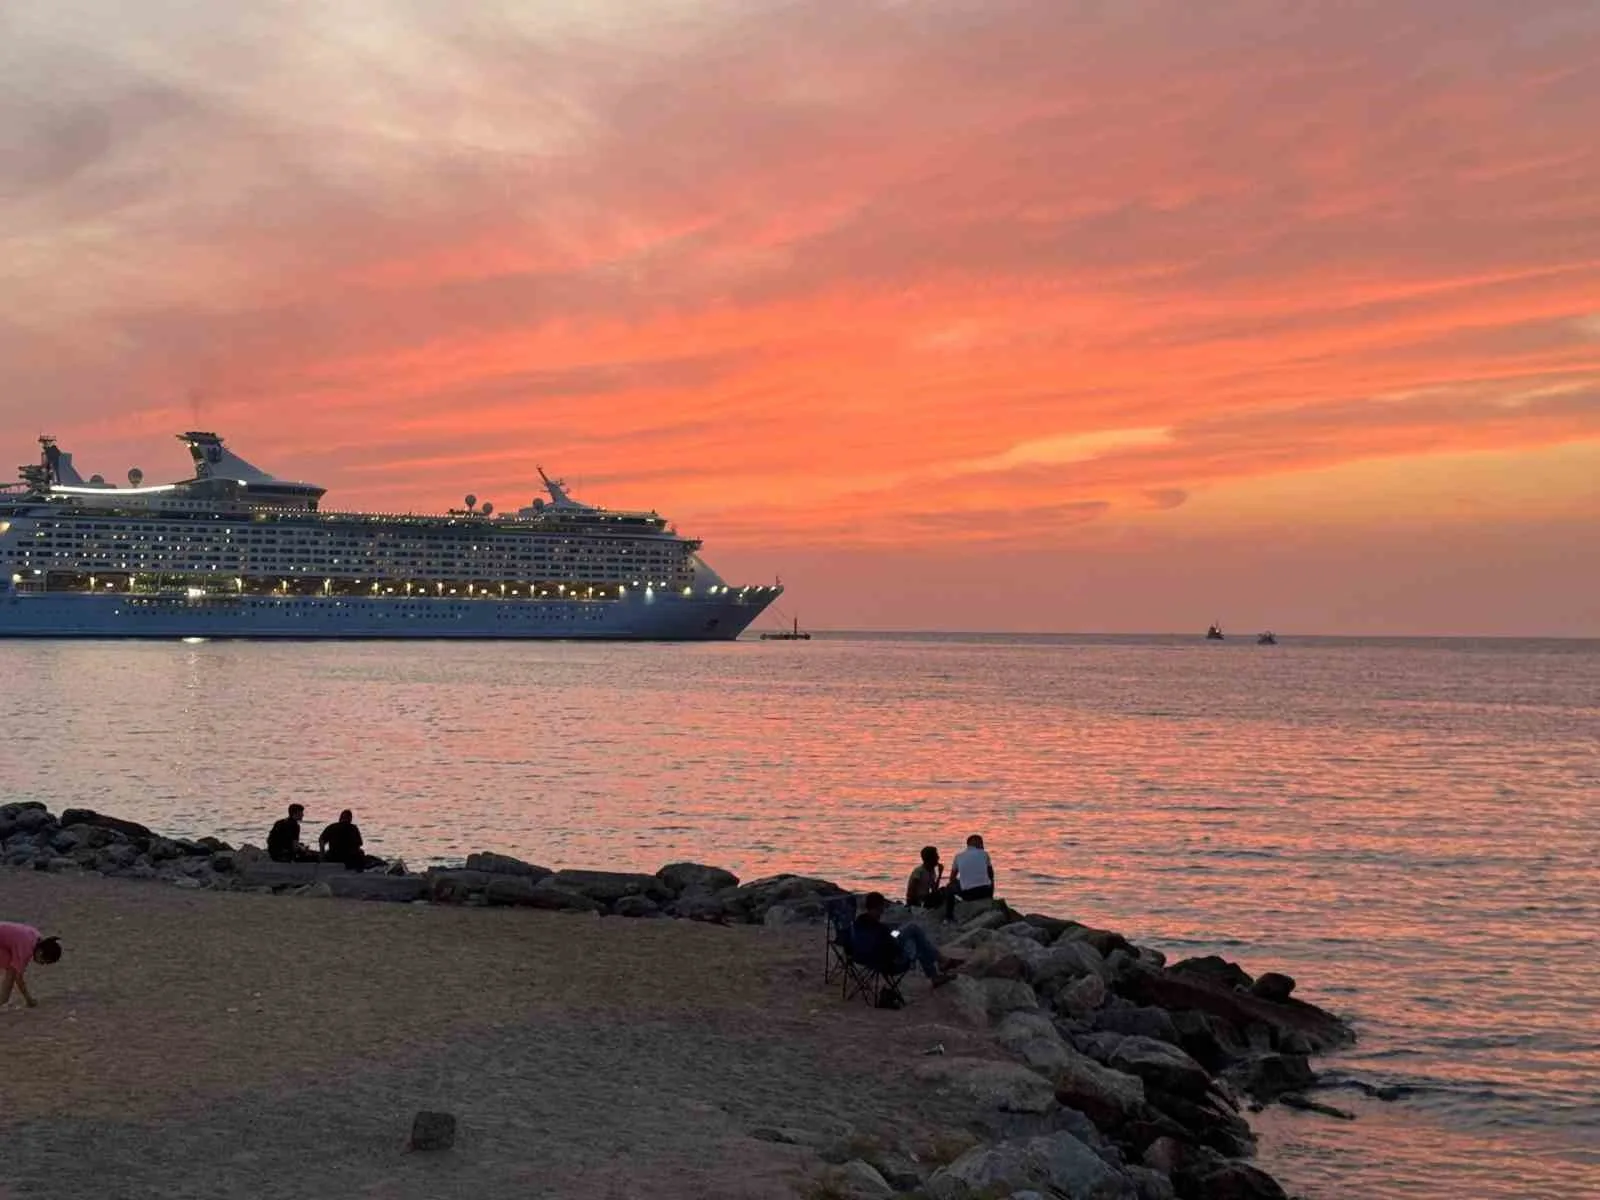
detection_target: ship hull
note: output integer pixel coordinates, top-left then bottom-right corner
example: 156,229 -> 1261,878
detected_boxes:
0,589 -> 778,641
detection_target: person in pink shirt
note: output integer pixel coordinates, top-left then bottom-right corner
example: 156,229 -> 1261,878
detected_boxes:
0,922 -> 62,1009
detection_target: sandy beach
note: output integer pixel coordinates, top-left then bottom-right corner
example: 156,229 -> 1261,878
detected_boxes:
2,871 -> 992,1200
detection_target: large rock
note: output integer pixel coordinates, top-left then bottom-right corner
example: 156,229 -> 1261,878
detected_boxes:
1118,964 -> 1353,1054
1055,973 -> 1108,1018
1052,1046 -> 1148,1127
912,1056 -> 1058,1114
1091,1005 -> 1181,1045
548,869 -> 672,907
1222,1052 -> 1315,1102
1172,1157 -> 1287,1200
655,862 -> 739,895
1168,1010 -> 1243,1071
715,874 -> 845,922
819,1159 -> 894,1199
463,851 -> 551,879
1108,1037 -> 1212,1100
323,873 -> 427,903
982,978 -> 1041,1017
59,808 -> 153,843
926,1131 -> 1137,1200
1250,972 -> 1295,1003
12,808 -> 53,833
484,877 -> 601,912
613,894 -> 662,918
1144,1086 -> 1255,1159
1030,940 -> 1109,991
995,1011 -> 1076,1074
1169,955 -> 1254,991
940,975 -> 993,1028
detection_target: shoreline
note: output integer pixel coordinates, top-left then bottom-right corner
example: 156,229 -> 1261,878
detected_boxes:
4,801 -> 1363,1199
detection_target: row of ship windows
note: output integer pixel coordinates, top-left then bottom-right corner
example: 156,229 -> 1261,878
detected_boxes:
113,600 -> 609,620
31,527 -> 672,550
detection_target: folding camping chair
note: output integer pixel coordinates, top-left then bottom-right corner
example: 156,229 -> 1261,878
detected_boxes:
823,895 -> 909,1008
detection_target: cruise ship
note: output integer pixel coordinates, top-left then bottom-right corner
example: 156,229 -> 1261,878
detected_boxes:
0,433 -> 780,639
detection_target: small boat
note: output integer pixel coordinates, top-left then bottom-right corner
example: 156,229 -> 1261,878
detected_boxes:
1206,623 -> 1225,640
761,617 -> 812,641
1257,631 -> 1278,645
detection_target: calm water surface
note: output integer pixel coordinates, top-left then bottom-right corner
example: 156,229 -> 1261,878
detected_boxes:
2,633 -> 1597,1198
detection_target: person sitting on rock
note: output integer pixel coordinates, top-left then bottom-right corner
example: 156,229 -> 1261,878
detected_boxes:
952,834 -> 995,901
905,845 -> 957,919
318,809 -> 381,872
0,922 -> 62,1009
852,892 -> 954,990
266,804 -> 318,863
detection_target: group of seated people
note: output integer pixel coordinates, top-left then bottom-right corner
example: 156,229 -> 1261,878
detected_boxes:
266,804 -> 384,871
845,834 -> 999,1002
905,834 -> 995,915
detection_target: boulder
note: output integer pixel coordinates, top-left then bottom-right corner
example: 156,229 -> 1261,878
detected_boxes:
1126,1165 -> 1177,1200
1172,1157 -> 1286,1200
1074,1031 -> 1128,1065
49,829 -> 80,854
13,808 -> 53,833
1030,940 -> 1109,991
717,874 -> 845,922
912,1056 -> 1058,1114
996,920 -> 1051,944
654,862 -> 739,895
964,937 -> 1035,980
548,869 -> 672,907
483,877 -> 601,912
1051,1046 -> 1148,1127
994,1012 -> 1076,1074
670,891 -> 734,922
1222,1052 -> 1315,1102
1143,1086 -> 1255,1159
982,978 -> 1041,1017
927,1131 -> 1137,1200
940,975 -> 993,1028
952,898 -> 1016,928
59,808 -> 154,843
323,874 -> 427,903
1056,974 -> 1108,1019
463,851 -> 550,879
820,1159 -> 894,1199
1059,924 -> 1133,959
1118,964 -> 1353,1054
1249,972 -> 1295,1003
613,895 -> 662,918
860,1148 -> 925,1191
1167,1010 -> 1243,1071
1091,1006 -> 1181,1046
1108,1037 -> 1212,1100
1169,955 -> 1254,991
98,844 -> 139,871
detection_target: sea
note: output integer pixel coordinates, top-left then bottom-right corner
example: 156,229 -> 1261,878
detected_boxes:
2,632 -> 1596,1198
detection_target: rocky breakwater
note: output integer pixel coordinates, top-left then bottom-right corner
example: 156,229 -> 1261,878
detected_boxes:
0,803 -> 846,923
4,803 -> 1355,1198
801,901 -> 1355,1200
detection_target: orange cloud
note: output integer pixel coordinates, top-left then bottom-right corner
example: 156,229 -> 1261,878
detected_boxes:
3,1 -> 1600,631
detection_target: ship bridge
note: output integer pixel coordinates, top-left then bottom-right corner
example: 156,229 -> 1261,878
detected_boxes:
180,432 -> 325,509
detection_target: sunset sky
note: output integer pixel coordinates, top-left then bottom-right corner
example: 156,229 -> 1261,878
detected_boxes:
4,0 -> 1598,634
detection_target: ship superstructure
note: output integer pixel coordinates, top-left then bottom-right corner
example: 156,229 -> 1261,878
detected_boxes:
0,433 -> 779,639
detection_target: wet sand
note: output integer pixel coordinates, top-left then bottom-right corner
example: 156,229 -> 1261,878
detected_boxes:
1,872 -> 985,1200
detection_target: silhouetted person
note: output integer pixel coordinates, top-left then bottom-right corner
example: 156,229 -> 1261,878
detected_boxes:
0,922 -> 62,1009
952,834 -> 995,901
852,892 -> 953,991
318,809 -> 380,872
267,804 -> 317,863
906,845 -> 956,918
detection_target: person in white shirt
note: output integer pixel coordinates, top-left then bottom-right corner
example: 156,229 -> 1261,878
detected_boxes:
951,834 -> 995,901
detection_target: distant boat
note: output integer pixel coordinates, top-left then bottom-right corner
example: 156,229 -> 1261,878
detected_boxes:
761,616 -> 812,641
1206,623 -> 1225,640
1257,631 -> 1278,645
